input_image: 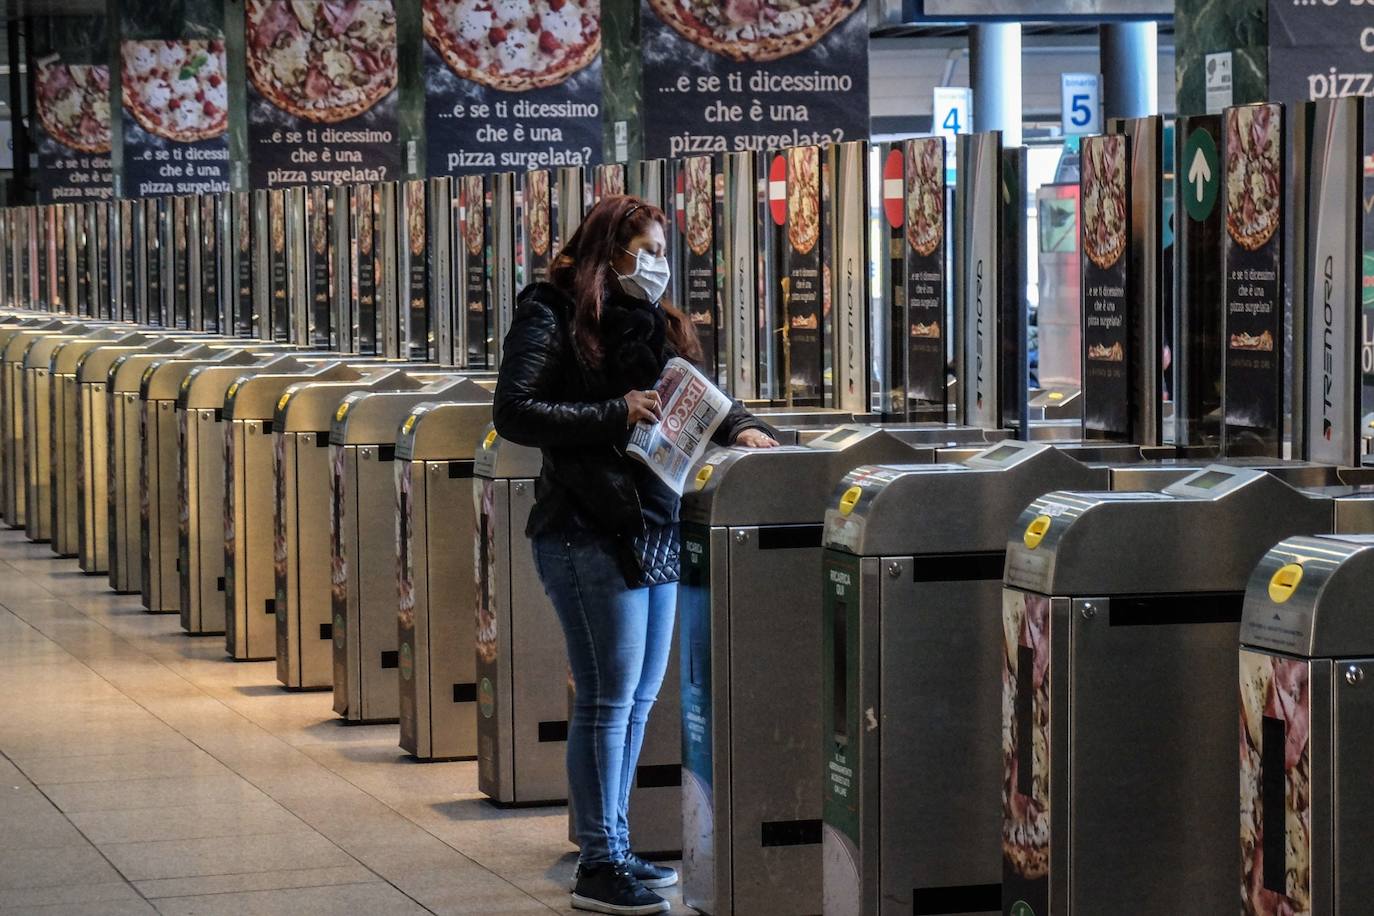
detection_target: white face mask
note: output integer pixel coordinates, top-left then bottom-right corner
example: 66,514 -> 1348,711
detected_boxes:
616,247 -> 670,303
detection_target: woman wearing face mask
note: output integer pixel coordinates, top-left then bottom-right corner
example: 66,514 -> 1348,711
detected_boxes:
495,195 -> 777,915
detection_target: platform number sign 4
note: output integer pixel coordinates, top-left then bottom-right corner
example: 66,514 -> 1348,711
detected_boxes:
1060,73 -> 1101,136
932,87 -> 972,143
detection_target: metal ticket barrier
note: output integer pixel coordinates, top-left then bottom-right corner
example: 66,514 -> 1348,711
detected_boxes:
330,375 -> 492,721
999,465 -> 1374,916
1025,388 -> 1080,422
223,361 -> 381,662
140,348 -> 285,614
395,399 -> 492,760
2,319 -> 84,528
817,440 -> 1232,916
49,330 -> 155,559
1239,534 -> 1374,915
274,367 -> 456,691
678,425 -> 995,916
107,342 -> 223,596
23,324 -> 120,543
178,354 -> 339,636
76,336 -> 190,575
472,428 -> 566,805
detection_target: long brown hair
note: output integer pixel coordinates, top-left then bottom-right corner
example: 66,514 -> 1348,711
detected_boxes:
550,194 -> 701,368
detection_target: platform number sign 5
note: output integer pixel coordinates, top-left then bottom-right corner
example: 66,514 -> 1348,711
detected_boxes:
932,87 -> 972,143
1060,73 -> 1101,136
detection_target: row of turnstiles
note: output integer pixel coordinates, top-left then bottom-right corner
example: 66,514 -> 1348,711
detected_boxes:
0,309 -> 1369,915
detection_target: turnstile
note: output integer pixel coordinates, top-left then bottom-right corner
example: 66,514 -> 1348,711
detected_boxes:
141,348 -> 283,613
1239,534 -> 1374,915
50,330 -> 154,559
678,425 -> 975,916
331,376 -> 492,721
108,342 -> 220,596
3,320 -> 81,529
23,324 -> 115,543
179,354 -> 332,636
395,400 -> 491,760
77,336 -> 188,576
275,368 -> 453,690
999,466 -> 1374,916
223,362 -> 376,661
473,429 -> 568,804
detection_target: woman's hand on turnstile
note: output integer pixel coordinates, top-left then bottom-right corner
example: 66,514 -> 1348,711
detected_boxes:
733,428 -> 778,449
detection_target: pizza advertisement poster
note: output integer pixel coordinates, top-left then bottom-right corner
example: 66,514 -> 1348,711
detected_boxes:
33,41 -> 115,203
902,137 -> 946,409
772,146 -> 823,403
1001,589 -> 1050,916
120,39 -> 231,198
401,180 -> 431,359
639,0 -> 868,161
245,0 -> 401,189
1079,133 -> 1131,441
460,173 -> 491,368
1222,104 -> 1285,438
1239,651 -> 1312,916
522,169 -> 552,284
422,0 -> 604,178
676,155 -> 720,380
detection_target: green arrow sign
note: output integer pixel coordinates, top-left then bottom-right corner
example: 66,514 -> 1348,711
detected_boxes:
1183,127 -> 1219,222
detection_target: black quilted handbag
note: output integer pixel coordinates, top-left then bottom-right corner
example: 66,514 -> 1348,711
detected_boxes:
617,523 -> 681,589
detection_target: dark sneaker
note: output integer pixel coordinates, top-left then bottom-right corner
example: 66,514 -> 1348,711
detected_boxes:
624,853 -> 678,889
570,861 -> 670,915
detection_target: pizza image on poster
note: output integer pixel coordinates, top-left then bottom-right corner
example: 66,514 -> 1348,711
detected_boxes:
1002,590 -> 1050,909
122,40 -> 227,142
423,0 -> 600,91
406,180 -> 425,257
1226,104 -> 1281,252
246,0 -> 397,123
786,145 -> 819,257
905,137 -> 943,258
683,155 -> 713,257
1081,133 -> 1126,271
36,59 -> 111,154
649,0 -> 861,62
525,168 -> 551,257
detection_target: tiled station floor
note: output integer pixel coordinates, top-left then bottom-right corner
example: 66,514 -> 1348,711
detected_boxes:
0,529 -> 690,915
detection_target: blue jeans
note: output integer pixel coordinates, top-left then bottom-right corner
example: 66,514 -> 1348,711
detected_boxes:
532,530 -> 677,866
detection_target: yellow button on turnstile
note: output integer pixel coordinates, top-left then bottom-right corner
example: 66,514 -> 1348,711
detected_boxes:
693,464 -> 714,491
482,429 -> 498,450
277,392 -> 291,412
838,485 -> 862,516
403,414 -> 418,436
1023,515 -> 1052,549
335,401 -> 350,422
1048,391 -> 1064,401
1268,563 -> 1304,603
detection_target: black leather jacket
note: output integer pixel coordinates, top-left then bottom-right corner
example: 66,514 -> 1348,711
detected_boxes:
493,282 -> 769,537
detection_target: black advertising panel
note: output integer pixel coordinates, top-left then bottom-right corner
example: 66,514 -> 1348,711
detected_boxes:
769,146 -> 823,405
120,39 -> 231,197
676,155 -> 720,381
421,0 -> 603,177
400,179 -> 430,360
899,138 -> 947,418
173,196 -> 191,328
117,200 -> 136,321
639,0 -> 868,159
1222,103 -> 1285,456
50,207 -> 66,312
523,169 -> 553,284
245,0 -> 401,189
145,198 -> 164,325
1080,133 -> 1131,441
307,187 -> 332,348
268,189 -> 290,340
460,173 -> 490,368
1176,115 -> 1224,448
199,195 -> 219,332
231,191 -> 254,337
352,183 -> 378,354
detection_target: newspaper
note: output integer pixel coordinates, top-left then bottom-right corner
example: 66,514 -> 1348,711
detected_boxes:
626,357 -> 732,494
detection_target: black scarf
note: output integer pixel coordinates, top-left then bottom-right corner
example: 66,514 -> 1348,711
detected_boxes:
598,290 -> 668,393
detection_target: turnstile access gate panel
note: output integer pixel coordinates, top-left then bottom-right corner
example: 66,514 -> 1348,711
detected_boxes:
108,342 -> 218,597
3,321 -> 79,529
274,368 -> 450,690
396,400 -> 491,760
474,429 -> 567,805
224,362 -> 371,661
998,466 -> 1374,916
50,331 -> 153,559
141,349 -> 280,613
1240,534 -> 1374,915
179,354 -> 329,635
331,376 -> 492,722
679,426 -> 955,916
77,336 -> 188,575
